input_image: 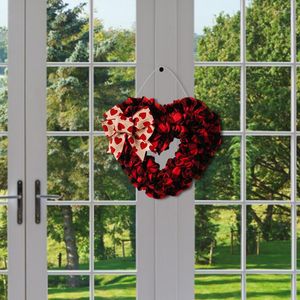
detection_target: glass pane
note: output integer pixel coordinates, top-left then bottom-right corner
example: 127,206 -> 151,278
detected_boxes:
246,205 -> 291,269
246,67 -> 290,131
0,137 -> 7,195
195,275 -> 241,299
247,275 -> 291,300
194,0 -> 240,61
0,0 -> 8,63
297,206 -> 300,268
0,68 -> 7,132
298,138 -> 300,200
194,67 -> 240,131
296,0 -> 300,61
93,0 -> 136,62
48,137 -> 89,201
47,206 -> 89,270
195,137 -> 240,200
297,69 -> 300,130
47,0 -> 89,62
94,137 -> 135,200
0,275 -> 7,300
195,205 -> 240,269
246,0 -> 290,62
47,67 -> 89,131
94,275 -> 136,299
0,206 -> 7,270
48,275 -> 89,299
246,136 -> 290,200
94,206 -> 135,270
94,67 -> 135,128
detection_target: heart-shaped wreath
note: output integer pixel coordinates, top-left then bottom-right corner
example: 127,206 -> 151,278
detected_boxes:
102,97 -> 222,199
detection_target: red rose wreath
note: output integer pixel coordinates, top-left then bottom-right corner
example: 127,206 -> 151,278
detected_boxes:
102,96 -> 222,199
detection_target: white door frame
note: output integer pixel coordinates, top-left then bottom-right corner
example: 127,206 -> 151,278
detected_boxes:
25,0 -> 47,299
7,0 -> 26,299
137,0 -> 194,299
24,0 -> 195,299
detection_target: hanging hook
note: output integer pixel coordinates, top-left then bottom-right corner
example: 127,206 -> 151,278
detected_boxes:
136,65 -> 189,97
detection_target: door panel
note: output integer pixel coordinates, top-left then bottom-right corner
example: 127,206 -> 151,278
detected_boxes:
25,0 -> 47,298
27,0 -> 138,299
6,0 -> 26,299
25,0 -> 194,299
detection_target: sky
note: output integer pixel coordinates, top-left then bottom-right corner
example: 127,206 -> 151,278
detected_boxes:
0,0 -> 239,34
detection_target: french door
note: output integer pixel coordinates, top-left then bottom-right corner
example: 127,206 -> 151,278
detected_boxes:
0,0 -> 26,299
3,0 -> 194,299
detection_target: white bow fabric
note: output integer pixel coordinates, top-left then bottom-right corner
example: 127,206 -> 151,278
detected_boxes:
102,105 -> 154,161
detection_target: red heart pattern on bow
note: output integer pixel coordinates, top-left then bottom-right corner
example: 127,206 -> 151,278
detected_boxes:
102,105 -> 154,160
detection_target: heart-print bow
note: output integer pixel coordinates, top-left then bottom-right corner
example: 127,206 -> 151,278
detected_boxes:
102,105 -> 154,161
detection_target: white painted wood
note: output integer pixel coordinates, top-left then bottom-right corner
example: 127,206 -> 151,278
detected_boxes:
177,1 -> 195,299
7,0 -> 26,299
154,0 -> 194,299
25,0 -> 47,299
154,0 -> 178,297
136,0 -> 156,298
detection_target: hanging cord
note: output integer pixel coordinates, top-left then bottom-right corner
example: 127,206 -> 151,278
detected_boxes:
136,65 -> 189,97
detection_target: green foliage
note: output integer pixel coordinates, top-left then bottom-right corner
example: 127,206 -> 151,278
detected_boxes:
47,67 -> 89,131
196,13 -> 240,61
0,206 -> 7,269
195,206 -> 219,264
0,28 -> 7,63
0,71 -> 8,131
94,138 -> 135,200
246,0 -> 290,62
45,1 -> 136,285
246,137 -> 290,200
194,67 -> 240,130
194,0 -> 294,259
195,137 -> 240,200
246,67 -> 290,131
47,0 -> 89,62
0,138 -> 7,192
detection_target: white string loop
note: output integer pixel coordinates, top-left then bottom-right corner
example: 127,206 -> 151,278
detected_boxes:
136,65 -> 189,97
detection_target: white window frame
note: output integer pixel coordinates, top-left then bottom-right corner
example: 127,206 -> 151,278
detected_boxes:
194,0 -> 298,299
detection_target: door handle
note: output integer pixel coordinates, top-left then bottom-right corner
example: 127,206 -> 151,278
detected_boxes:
0,180 -> 23,224
35,180 -> 61,224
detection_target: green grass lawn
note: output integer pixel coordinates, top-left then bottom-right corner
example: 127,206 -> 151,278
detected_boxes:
195,274 -> 293,300
48,275 -> 136,300
195,239 -> 292,270
49,258 -> 136,271
47,240 -> 297,299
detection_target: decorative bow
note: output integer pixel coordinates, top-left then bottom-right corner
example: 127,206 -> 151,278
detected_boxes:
102,105 -> 154,161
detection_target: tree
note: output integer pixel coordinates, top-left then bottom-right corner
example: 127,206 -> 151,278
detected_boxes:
46,3 -> 90,287
0,27 -> 8,63
195,206 -> 219,264
195,0 -> 294,256
46,0 -> 136,288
